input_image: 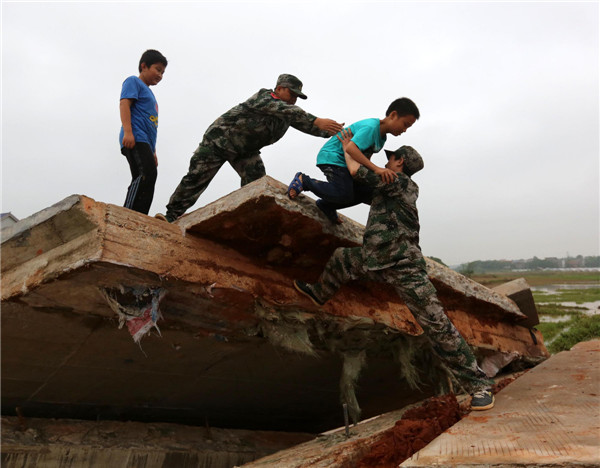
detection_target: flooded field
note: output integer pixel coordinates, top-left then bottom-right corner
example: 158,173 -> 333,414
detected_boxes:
530,282 -> 600,353
532,283 -> 600,316
459,270 -> 599,353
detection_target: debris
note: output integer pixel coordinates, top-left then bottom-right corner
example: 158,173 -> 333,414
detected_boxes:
493,277 -> 540,327
357,395 -> 462,468
480,350 -> 520,377
340,350 -> 367,423
99,286 -> 166,343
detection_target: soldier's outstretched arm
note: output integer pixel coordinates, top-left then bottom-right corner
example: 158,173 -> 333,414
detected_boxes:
262,98 -> 338,137
313,118 -> 344,135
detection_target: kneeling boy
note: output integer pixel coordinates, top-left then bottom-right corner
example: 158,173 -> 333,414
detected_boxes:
287,97 -> 419,224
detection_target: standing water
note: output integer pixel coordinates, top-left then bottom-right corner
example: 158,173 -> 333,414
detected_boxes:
532,284 -> 600,317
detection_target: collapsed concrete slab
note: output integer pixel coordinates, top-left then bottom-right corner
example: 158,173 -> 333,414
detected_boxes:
493,277 -> 540,328
401,340 -> 600,467
243,341 -> 600,468
178,177 -> 528,323
239,394 -> 468,468
1,176 -> 548,432
0,415 -> 312,468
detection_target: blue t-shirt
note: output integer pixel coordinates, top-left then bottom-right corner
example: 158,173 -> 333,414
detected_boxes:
316,118 -> 386,167
119,76 -> 158,152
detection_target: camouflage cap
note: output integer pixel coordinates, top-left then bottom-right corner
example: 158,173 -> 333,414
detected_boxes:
384,146 -> 424,176
276,74 -> 307,99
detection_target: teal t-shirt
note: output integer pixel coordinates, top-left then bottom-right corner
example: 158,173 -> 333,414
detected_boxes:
316,118 -> 386,167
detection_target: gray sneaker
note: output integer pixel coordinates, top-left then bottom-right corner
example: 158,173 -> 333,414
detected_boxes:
471,389 -> 495,411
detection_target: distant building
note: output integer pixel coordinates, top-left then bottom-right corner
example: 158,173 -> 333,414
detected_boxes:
565,256 -> 585,268
0,212 -> 19,229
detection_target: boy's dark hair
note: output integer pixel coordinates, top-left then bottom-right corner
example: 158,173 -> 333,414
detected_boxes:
138,49 -> 168,72
386,97 -> 420,119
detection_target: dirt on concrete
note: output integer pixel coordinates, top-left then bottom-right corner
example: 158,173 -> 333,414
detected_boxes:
356,394 -> 463,468
491,370 -> 528,394
401,340 -> 600,467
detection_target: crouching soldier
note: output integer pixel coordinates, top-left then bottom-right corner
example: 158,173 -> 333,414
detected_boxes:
293,130 -> 495,411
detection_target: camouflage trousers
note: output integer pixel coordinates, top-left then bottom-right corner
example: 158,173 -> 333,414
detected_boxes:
308,247 -> 492,393
166,139 -> 266,220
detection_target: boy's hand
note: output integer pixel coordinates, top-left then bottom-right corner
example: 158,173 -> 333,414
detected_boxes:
375,166 -> 398,184
314,118 -> 345,135
122,131 -> 136,149
336,128 -> 353,150
119,99 -> 136,148
154,152 -> 158,167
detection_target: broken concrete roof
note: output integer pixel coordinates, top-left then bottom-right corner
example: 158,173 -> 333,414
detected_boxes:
1,415 -> 313,467
1,176 -> 549,431
177,177 -> 527,321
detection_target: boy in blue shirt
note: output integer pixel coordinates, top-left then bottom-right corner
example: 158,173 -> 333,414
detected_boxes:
287,98 -> 419,224
119,49 -> 168,214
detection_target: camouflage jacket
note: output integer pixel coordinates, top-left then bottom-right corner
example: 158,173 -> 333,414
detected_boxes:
203,88 -> 330,154
354,166 -> 425,271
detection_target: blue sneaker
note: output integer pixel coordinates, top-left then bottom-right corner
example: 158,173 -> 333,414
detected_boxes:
471,389 -> 495,411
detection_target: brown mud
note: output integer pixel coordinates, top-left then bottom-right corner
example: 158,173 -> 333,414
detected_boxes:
492,370 -> 528,394
356,394 -> 463,468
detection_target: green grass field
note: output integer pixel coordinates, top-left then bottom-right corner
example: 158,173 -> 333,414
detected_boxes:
533,287 -> 600,304
536,303 -> 586,316
470,270 -> 599,288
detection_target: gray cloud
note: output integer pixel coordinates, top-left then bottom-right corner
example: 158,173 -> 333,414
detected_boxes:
2,1 -> 598,265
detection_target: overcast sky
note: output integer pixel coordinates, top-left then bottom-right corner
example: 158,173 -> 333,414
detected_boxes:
2,1 -> 598,266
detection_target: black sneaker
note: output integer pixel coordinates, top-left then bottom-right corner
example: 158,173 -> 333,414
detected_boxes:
293,280 -> 325,306
471,389 -> 495,411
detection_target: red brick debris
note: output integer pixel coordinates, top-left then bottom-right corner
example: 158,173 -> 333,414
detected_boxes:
491,370 -> 528,394
357,394 -> 463,468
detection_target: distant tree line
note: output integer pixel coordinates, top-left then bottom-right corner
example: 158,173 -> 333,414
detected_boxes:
454,255 -> 600,274
428,256 -> 447,266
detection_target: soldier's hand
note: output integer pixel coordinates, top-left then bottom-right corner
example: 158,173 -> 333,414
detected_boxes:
335,128 -> 353,150
314,118 -> 345,135
375,167 -> 398,184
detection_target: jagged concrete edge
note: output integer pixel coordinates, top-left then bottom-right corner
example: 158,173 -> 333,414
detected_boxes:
176,176 -> 366,241
0,194 -> 83,244
177,176 -> 523,318
425,258 -> 523,317
2,187 -> 521,319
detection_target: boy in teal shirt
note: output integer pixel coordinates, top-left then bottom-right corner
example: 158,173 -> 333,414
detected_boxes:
287,98 -> 419,223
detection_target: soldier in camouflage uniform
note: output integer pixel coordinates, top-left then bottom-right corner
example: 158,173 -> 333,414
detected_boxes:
294,134 -> 496,410
157,74 -> 343,222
